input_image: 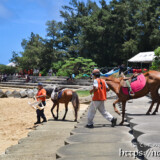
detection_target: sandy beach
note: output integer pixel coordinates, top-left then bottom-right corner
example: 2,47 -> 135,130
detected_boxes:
0,95 -> 88,155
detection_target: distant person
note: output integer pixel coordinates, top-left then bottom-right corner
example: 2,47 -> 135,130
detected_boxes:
67,75 -> 72,82
72,73 -> 75,81
86,69 -> 117,128
90,73 -> 93,80
34,83 -> 47,124
26,75 -> 31,83
48,68 -> 53,76
119,64 -> 126,75
3,74 -> 7,82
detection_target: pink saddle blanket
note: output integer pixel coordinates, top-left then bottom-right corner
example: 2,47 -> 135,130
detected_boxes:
121,74 -> 146,95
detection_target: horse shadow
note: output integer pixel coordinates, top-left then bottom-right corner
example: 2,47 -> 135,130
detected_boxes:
26,125 -> 37,130
89,123 -> 129,128
48,118 -> 75,123
127,113 -> 153,117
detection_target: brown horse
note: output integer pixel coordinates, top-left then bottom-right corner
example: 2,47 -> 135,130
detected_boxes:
46,86 -> 80,122
103,70 -> 160,125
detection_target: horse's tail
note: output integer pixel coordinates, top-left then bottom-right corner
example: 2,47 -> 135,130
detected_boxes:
71,92 -> 80,121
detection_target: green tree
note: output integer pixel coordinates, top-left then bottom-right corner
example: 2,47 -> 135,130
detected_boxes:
11,32 -> 57,73
0,64 -> 17,74
10,0 -> 160,71
52,60 -> 64,74
151,47 -> 160,70
11,32 -> 45,70
57,57 -> 97,78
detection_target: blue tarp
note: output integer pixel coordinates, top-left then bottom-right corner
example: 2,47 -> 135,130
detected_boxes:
100,69 -> 119,77
82,74 -> 90,77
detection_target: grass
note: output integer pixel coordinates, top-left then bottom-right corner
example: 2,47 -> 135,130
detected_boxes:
76,90 -> 90,97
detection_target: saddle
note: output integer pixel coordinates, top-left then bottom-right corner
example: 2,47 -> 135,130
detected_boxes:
57,88 -> 73,99
121,73 -> 146,96
57,87 -> 66,99
58,90 -> 63,99
120,73 -> 138,88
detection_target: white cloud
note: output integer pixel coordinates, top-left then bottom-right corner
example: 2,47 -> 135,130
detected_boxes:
0,3 -> 12,19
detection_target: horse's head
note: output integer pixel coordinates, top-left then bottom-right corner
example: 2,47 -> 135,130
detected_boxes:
51,85 -> 59,100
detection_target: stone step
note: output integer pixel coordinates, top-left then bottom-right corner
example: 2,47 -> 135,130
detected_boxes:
56,99 -> 137,160
129,115 -> 160,129
70,125 -> 131,135
124,96 -> 160,160
132,122 -> 160,139
0,106 -> 88,160
57,156 -> 135,160
0,154 -> 54,160
5,80 -> 92,86
65,132 -> 133,144
144,147 -> 160,160
0,83 -> 89,89
137,133 -> 160,152
56,142 -> 137,159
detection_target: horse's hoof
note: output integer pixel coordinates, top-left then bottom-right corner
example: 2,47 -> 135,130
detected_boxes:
119,122 -> 123,126
115,111 -> 121,115
74,119 -> 77,122
146,112 -> 150,115
152,112 -> 156,115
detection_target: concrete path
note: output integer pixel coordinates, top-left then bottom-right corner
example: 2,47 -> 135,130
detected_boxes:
124,97 -> 160,160
56,99 -> 138,160
57,96 -> 160,160
0,108 -> 87,160
1,96 -> 159,160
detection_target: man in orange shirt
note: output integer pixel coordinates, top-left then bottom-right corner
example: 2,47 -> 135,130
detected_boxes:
34,83 -> 47,124
86,69 -> 117,128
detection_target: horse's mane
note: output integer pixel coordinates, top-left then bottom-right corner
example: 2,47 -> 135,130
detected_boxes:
45,88 -> 53,96
102,75 -> 121,83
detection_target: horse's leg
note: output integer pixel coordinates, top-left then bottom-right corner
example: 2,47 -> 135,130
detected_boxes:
56,103 -> 59,120
74,105 -> 78,122
146,91 -> 158,115
152,102 -> 160,115
73,103 -> 78,122
119,101 -> 126,125
62,102 -> 69,121
51,103 -> 57,120
71,95 -> 79,122
113,99 -> 121,115
71,98 -> 77,121
146,101 -> 155,115
151,90 -> 160,115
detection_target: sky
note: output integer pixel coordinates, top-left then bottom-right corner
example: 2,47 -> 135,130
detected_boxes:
0,0 -> 110,65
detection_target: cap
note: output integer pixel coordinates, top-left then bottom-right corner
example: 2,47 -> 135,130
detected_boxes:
92,69 -> 100,74
92,69 -> 100,76
38,82 -> 43,86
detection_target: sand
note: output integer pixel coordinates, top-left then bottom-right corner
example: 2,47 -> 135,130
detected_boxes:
0,96 -> 88,155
